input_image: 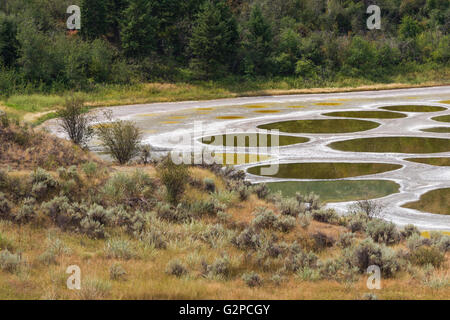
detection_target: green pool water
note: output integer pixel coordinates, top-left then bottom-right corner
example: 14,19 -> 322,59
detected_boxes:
258,119 -> 380,134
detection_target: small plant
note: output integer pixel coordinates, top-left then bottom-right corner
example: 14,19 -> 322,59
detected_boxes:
276,216 -> 297,233
401,224 -> 420,239
0,250 -> 21,273
251,207 -> 278,230
166,259 -> 188,277
346,212 -> 368,232
312,231 -> 336,251
157,157 -> 190,204
296,266 -> 321,282
409,246 -> 445,268
203,178 -> 216,193
82,162 -> 98,178
104,239 -> 136,260
406,233 -> 431,251
205,256 -> 232,279
365,219 -> 400,245
253,183 -> 269,199
0,192 -> 12,220
144,229 -> 168,249
139,145 -> 152,164
284,251 -> 319,273
231,227 -> 263,251
15,198 -> 37,224
337,232 -> 355,249
312,209 -> 339,224
109,263 -> 127,281
348,200 -> 385,220
362,293 -> 378,300
277,197 -> 302,217
78,278 -> 111,300
242,271 -> 262,287
96,112 -> 142,164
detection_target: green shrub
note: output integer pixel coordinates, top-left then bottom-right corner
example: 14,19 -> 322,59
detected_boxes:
406,234 -> 431,251
0,233 -> 14,252
231,227 -> 263,251
0,250 -> 21,273
143,229 -> 168,250
56,97 -> 93,147
157,157 -> 190,204
366,219 -> 400,245
15,198 -> 37,224
296,266 -> 321,281
166,259 -> 188,277
276,216 -> 297,233
0,192 -> 12,220
277,197 -> 302,217
296,192 -> 321,211
409,246 -> 445,268
96,116 -> 142,165
204,256 -> 232,279
109,263 -> 127,281
113,207 -> 147,235
30,168 -> 58,199
433,235 -> 450,253
298,213 -> 311,229
345,238 -> 402,277
103,170 -> 154,206
401,224 -> 420,239
337,232 -> 355,249
78,278 -> 111,300
82,162 -> 98,178
312,231 -> 336,251
346,212 -> 368,232
203,178 -> 216,193
284,251 -> 318,273
312,209 -> 339,224
251,207 -> 278,230
253,183 -> 269,199
156,203 -> 190,223
242,271 -> 262,287
104,239 -> 136,260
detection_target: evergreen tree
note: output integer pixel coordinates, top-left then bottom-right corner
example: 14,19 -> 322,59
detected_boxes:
80,0 -> 109,40
0,13 -> 18,67
244,5 -> 273,75
121,0 -> 158,58
189,0 -> 239,77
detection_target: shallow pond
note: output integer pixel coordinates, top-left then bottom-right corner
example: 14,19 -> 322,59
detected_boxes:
247,162 -> 402,179
258,119 -> 380,134
329,137 -> 450,154
200,133 -> 309,147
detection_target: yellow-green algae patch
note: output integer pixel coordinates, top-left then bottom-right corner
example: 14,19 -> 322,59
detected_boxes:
432,115 -> 450,123
243,105 -> 267,109
216,116 -> 245,120
266,180 -> 400,202
201,133 -> 308,147
253,110 -> 281,114
247,162 -> 402,179
420,127 -> 450,133
329,137 -> 450,154
380,105 -> 447,112
403,188 -> 450,215
323,111 -> 407,119
404,157 -> 450,166
314,102 -> 342,106
258,119 -> 380,134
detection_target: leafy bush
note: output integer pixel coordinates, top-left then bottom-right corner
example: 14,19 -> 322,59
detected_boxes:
251,207 -> 278,230
156,203 -> 190,223
231,227 -> 263,251
409,246 -> 445,268
348,200 -> 385,219
277,197 -> 302,217
57,96 -> 93,147
78,278 -> 111,300
345,238 -> 402,277
365,219 -> 401,245
81,162 -> 98,178
0,192 -> 12,220
203,178 -> 216,193
401,224 -> 420,239
166,259 -> 188,277
284,251 -> 319,273
204,256 -> 231,279
253,183 -> 269,199
109,263 -> 127,281
15,198 -> 37,224
276,216 -> 297,233
433,235 -> 450,253
406,234 -> 431,251
143,229 -> 168,250
0,250 -> 21,273
312,232 -> 336,251
337,232 -> 355,249
30,168 -> 58,199
96,114 -> 142,164
242,271 -> 262,287
157,157 -> 190,204
346,212 -> 368,233
298,214 -> 311,229
105,239 -> 136,260
312,209 -> 339,224
296,192 -> 321,211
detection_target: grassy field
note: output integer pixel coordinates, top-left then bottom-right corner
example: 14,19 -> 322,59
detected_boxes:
403,188 -> 450,215
266,180 -> 400,202
0,68 -> 449,124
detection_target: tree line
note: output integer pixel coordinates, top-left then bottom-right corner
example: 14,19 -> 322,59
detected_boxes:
0,0 -> 448,95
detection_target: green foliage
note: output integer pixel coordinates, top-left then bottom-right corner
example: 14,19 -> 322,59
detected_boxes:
242,271 -> 262,287
166,259 -> 188,277
409,246 -> 445,268
0,249 -> 21,273
157,157 -> 190,204
189,0 -> 239,78
105,239 -> 137,260
365,219 -> 401,245
96,117 -> 142,165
